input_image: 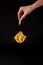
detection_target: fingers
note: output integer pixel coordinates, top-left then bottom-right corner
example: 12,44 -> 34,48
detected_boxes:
17,6 -> 27,25
17,7 -> 23,20
19,13 -> 26,25
20,13 -> 26,21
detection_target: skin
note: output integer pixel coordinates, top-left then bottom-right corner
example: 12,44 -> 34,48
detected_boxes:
17,0 -> 43,24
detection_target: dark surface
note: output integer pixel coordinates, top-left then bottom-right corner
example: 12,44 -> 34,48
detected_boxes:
0,0 -> 43,65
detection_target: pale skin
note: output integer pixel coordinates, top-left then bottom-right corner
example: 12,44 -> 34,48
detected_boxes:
17,0 -> 43,25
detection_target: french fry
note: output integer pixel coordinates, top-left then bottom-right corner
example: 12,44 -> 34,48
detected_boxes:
19,19 -> 21,25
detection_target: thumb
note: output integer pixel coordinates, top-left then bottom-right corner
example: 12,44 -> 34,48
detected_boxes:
20,13 -> 26,21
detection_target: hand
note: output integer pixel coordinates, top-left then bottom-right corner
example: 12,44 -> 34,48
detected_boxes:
17,5 -> 33,21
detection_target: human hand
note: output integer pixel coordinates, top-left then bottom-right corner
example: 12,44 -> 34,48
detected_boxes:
17,5 -> 33,24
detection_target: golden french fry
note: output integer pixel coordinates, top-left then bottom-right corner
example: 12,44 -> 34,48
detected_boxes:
13,31 -> 27,43
19,19 -> 21,25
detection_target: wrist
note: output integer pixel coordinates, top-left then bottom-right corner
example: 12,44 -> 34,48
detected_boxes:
32,0 -> 43,10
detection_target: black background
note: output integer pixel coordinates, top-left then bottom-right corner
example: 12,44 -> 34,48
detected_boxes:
0,0 -> 43,65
